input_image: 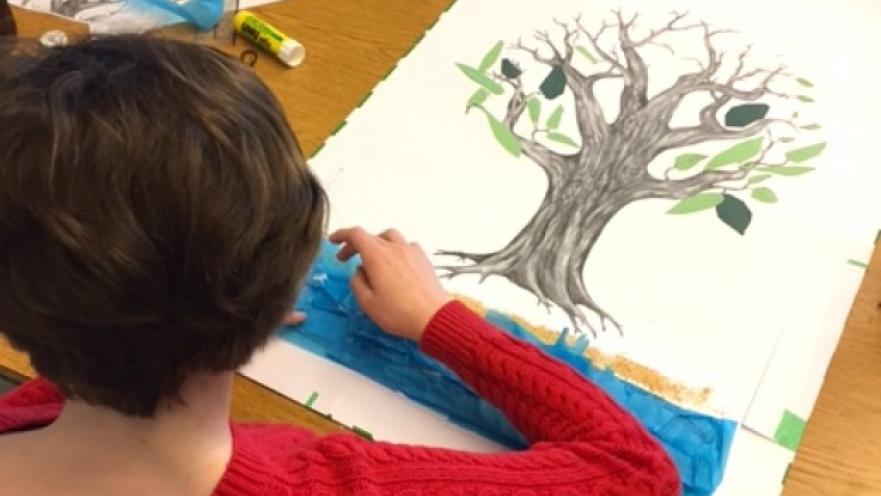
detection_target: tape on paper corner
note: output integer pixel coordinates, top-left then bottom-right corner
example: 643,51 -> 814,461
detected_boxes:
774,410 -> 806,451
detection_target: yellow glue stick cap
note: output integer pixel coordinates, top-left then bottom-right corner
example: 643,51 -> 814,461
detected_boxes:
234,11 -> 305,67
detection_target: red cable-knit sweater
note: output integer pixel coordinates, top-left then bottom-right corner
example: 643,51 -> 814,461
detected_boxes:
0,301 -> 680,495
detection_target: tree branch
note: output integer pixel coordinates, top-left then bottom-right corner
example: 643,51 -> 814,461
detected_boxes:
658,117 -> 795,151
496,79 -> 565,177
645,169 -> 747,199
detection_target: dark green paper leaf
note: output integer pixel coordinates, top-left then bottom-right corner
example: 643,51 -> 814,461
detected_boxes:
456,63 -> 504,94
725,104 -> 770,127
479,41 -> 504,72
539,66 -> 567,99
716,194 -> 752,235
500,58 -> 522,79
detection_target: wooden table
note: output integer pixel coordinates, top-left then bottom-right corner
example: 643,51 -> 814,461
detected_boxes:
4,2 -> 881,494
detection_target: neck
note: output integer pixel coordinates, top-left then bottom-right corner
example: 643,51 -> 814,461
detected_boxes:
44,371 -> 235,493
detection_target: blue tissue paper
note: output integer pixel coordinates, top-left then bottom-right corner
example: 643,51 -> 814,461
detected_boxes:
283,240 -> 736,495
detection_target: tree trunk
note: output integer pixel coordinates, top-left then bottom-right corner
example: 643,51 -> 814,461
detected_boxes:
440,148 -> 644,335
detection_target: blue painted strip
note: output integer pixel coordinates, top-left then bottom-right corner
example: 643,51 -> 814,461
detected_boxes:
283,241 -> 735,495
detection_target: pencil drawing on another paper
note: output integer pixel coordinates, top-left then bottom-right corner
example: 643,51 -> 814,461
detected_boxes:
438,11 -> 826,336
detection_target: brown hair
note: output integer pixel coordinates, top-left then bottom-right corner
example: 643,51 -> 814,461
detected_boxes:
0,36 -> 327,416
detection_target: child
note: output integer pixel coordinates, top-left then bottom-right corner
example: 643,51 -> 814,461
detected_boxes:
0,36 -> 680,495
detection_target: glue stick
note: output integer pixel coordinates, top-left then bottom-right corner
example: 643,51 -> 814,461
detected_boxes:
234,11 -> 305,67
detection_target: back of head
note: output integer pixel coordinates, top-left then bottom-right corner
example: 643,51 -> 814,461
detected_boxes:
0,36 -> 326,416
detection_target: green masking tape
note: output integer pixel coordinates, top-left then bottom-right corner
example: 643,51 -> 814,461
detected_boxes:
774,410 -> 806,451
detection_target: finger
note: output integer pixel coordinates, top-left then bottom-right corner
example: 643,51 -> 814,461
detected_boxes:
330,227 -> 380,263
282,311 -> 307,326
336,242 -> 357,262
350,266 -> 374,304
378,228 -> 407,244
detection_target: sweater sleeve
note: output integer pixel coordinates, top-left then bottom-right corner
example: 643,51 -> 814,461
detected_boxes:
265,301 -> 681,495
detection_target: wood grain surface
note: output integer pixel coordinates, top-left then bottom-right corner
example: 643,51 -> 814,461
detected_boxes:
4,2 -> 881,494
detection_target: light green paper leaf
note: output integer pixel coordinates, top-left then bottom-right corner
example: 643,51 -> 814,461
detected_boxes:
485,112 -> 521,157
779,137 -> 796,143
752,187 -> 778,203
466,88 -> 489,111
478,41 -> 504,72
796,77 -> 814,88
668,192 -> 725,214
786,142 -> 826,163
747,173 -> 773,184
527,98 -> 541,124
706,137 -> 763,170
800,124 -> 822,130
546,131 -> 578,147
546,106 -> 564,130
576,46 -> 598,64
797,95 -> 815,103
456,63 -> 504,95
673,153 -> 708,171
760,166 -> 815,176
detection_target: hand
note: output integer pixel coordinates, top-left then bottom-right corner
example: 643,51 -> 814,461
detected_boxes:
329,227 -> 450,341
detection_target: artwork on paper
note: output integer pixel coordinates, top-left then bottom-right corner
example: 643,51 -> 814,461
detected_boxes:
438,12 -> 824,336
242,1 -> 881,495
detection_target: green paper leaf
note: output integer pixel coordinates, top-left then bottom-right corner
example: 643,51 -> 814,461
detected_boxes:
786,142 -> 826,163
760,166 -> 814,176
466,88 -> 489,111
527,97 -> 541,124
796,77 -> 814,88
546,105 -> 564,130
716,194 -> 752,235
478,41 -> 504,72
725,104 -> 770,128
456,63 -> 504,95
752,187 -> 778,203
706,137 -> 763,170
748,173 -> 773,184
673,153 -> 708,171
800,124 -> 822,130
485,112 -> 521,157
539,66 -> 567,100
797,95 -> 815,103
779,137 -> 796,143
546,131 -> 578,147
500,58 -> 522,79
576,46 -> 598,63
668,192 -> 725,214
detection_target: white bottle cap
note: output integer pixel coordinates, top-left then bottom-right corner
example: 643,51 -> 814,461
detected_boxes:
278,39 -> 305,67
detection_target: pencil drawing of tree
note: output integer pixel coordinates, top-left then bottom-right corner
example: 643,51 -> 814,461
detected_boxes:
439,12 -> 826,335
